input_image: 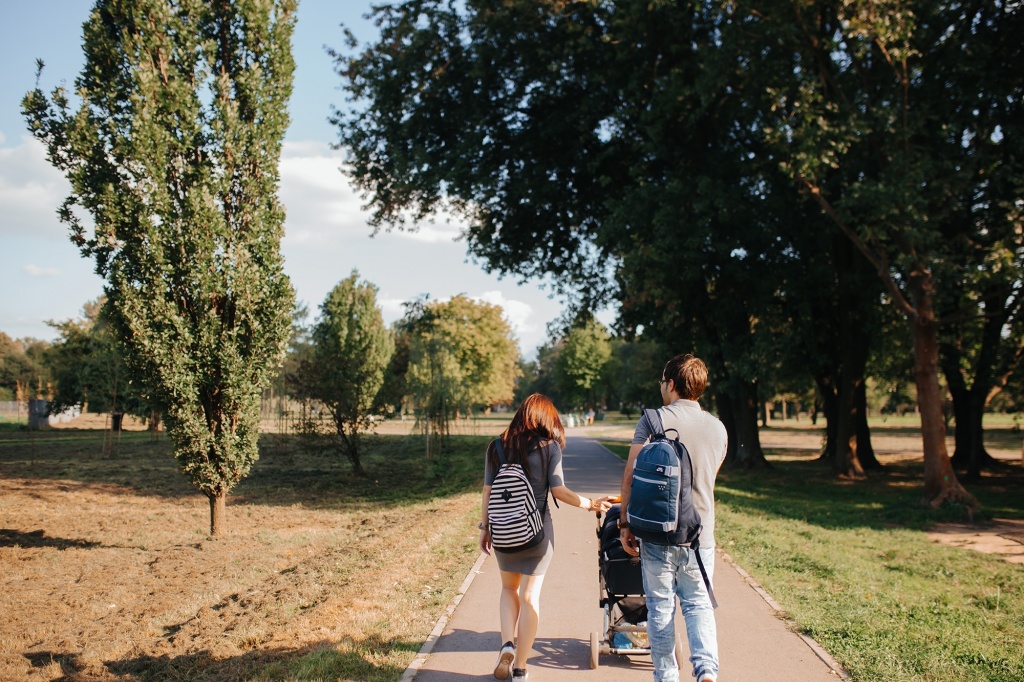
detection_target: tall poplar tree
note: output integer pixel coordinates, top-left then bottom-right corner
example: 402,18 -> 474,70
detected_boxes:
23,0 -> 297,535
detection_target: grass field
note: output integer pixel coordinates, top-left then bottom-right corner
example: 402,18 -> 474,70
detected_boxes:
2,418 -> 1022,681
600,440 -> 1024,682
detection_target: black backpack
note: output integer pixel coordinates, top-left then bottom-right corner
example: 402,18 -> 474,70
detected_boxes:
627,408 -> 717,608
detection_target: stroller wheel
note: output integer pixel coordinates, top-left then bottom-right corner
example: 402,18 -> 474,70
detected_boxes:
590,631 -> 600,669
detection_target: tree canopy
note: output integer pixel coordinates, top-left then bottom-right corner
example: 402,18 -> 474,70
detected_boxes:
333,0 -> 1022,507
24,0 -> 298,535
555,315 -> 612,410
290,271 -> 394,475
400,294 -> 520,451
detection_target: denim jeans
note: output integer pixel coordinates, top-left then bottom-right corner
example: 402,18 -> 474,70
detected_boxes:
639,542 -> 718,682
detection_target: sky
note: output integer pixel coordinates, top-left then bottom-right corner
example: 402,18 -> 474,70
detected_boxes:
0,1 -> 611,358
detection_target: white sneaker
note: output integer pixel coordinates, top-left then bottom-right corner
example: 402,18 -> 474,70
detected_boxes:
493,641 -> 515,679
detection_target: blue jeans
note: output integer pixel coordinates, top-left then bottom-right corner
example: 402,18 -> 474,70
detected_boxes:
639,542 -> 718,682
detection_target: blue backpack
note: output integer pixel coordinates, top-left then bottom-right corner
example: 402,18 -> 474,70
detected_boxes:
627,408 -> 717,607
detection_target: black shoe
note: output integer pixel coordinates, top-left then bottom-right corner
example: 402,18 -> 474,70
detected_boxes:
493,641 -> 515,679
511,668 -> 528,681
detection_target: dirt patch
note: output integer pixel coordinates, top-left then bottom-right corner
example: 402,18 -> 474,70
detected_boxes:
0,434 -> 481,681
927,519 -> 1024,564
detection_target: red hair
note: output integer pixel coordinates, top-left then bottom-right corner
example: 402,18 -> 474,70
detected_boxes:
489,393 -> 566,472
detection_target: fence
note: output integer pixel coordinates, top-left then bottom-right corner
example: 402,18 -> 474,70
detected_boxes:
0,401 -> 26,421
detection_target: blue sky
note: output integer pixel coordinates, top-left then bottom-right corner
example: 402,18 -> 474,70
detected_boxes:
0,1 -> 608,357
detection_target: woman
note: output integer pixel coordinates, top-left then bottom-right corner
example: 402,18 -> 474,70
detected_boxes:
479,394 -> 612,681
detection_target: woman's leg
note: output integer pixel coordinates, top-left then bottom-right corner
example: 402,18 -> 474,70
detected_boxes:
499,570 -> 522,644
513,573 -> 546,669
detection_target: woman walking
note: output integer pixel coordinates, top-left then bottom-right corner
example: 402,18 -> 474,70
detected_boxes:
479,394 -> 612,681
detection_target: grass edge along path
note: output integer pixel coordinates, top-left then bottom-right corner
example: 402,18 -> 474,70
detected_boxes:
598,440 -> 1024,682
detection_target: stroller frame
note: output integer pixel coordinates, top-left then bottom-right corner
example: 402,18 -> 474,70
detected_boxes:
590,507 -> 685,669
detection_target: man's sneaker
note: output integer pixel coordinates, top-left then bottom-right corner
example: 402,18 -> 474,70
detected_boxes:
511,668 -> 529,681
493,641 -> 515,679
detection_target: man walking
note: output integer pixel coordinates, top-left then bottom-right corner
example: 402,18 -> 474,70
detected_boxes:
619,354 -> 728,682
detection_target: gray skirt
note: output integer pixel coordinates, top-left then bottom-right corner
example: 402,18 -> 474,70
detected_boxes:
494,512 -> 554,576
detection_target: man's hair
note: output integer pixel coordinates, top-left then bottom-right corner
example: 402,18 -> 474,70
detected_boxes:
663,354 -> 708,401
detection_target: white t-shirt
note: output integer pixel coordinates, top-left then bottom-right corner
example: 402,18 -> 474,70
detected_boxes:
632,399 -> 728,547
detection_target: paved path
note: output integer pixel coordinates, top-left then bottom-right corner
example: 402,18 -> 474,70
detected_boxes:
406,437 -> 847,681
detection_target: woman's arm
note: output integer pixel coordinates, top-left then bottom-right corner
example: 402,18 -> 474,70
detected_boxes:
479,485 -> 492,555
550,485 -> 611,512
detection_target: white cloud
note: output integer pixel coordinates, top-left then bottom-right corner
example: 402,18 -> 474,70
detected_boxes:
473,290 -> 536,343
378,297 -> 407,323
24,263 -> 60,277
0,135 -> 72,238
278,140 -> 464,247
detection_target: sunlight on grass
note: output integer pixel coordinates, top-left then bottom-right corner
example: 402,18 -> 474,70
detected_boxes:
718,459 -> 1024,682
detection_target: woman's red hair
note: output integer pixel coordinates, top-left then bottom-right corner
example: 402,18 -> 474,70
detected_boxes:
489,394 -> 565,472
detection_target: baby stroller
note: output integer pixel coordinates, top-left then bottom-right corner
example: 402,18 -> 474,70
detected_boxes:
590,504 -> 685,669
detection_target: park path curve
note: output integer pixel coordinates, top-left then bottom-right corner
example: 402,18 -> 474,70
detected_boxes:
403,436 -> 847,681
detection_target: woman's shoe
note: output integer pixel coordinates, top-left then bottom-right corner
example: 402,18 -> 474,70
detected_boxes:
511,668 -> 529,680
493,641 -> 515,679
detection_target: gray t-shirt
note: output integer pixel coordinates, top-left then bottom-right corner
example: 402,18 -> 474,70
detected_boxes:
485,440 -> 565,520
632,400 -> 728,547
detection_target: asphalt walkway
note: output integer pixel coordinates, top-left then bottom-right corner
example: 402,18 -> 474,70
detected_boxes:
404,437 -> 848,681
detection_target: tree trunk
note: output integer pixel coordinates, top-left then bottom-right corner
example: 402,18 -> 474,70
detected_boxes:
833,306 -> 869,477
718,383 -> 769,469
854,380 -> 882,470
815,373 -> 838,463
965,391 -> 994,479
942,312 -> 1003,477
834,368 -> 865,478
208,491 -> 227,537
908,276 -> 977,512
715,389 -> 738,463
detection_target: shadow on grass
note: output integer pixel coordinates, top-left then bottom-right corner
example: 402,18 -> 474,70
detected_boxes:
100,637 -> 415,682
0,432 -> 488,512
0,528 -> 104,550
718,450 -> 1024,532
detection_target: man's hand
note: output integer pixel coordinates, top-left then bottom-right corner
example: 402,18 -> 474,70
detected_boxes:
620,526 -> 639,556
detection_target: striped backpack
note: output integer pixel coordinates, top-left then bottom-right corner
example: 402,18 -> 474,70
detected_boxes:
487,439 -> 552,553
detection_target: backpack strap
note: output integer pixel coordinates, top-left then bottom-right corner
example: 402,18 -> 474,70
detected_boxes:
493,438 -> 558,511
691,538 -> 719,608
643,408 -> 665,438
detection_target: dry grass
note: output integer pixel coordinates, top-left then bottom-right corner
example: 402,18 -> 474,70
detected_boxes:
0,429 -> 485,681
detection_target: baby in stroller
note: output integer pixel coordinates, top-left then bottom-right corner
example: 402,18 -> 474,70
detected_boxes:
590,504 -> 685,669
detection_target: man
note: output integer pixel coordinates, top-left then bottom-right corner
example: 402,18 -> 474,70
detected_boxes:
619,354 -> 728,682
